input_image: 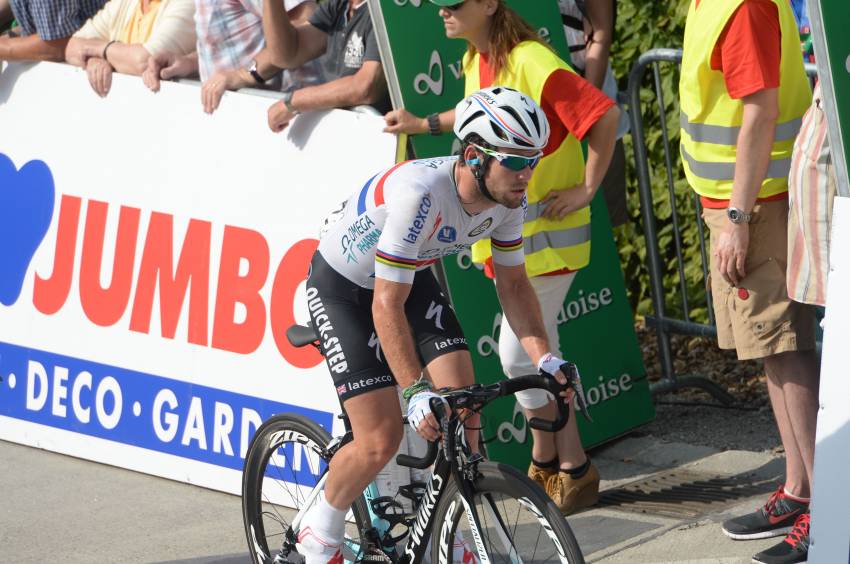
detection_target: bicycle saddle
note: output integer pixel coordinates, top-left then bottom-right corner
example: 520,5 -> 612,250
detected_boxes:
286,323 -> 319,347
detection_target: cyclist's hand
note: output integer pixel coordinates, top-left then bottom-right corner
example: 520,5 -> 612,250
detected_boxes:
407,391 -> 447,442
537,353 -> 576,403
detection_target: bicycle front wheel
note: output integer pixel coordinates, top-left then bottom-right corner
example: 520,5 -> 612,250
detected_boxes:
430,462 -> 584,564
242,413 -> 371,564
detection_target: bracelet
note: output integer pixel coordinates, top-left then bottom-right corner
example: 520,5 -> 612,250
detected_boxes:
402,375 -> 432,401
427,113 -> 441,136
102,40 -> 118,61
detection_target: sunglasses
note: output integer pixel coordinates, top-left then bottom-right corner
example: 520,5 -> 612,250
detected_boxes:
472,144 -> 543,171
444,2 -> 465,11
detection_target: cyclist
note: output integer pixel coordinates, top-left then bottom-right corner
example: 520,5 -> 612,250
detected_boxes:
299,86 -> 576,563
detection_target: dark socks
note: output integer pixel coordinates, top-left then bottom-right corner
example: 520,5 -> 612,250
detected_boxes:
531,456 -> 559,470
561,459 -> 590,480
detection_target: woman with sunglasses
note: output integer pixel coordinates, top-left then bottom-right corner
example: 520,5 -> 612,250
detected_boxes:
384,0 -> 619,515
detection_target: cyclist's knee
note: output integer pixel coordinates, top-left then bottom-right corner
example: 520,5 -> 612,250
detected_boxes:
515,388 -> 554,410
358,424 -> 403,467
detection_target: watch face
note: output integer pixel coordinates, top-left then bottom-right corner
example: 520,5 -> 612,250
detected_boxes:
728,209 -> 740,221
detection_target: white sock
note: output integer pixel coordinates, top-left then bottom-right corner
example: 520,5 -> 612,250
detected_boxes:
302,496 -> 346,546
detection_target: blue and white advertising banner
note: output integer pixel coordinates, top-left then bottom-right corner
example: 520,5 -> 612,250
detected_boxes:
0,61 -> 398,496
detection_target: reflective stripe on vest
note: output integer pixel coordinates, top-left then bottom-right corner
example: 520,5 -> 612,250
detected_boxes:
680,112 -> 803,145
466,41 -> 592,276
525,225 -> 592,254
680,146 -> 793,181
679,0 -> 811,200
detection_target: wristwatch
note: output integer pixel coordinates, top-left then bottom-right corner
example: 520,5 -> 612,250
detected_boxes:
282,90 -> 299,115
248,59 -> 266,85
726,206 -> 753,224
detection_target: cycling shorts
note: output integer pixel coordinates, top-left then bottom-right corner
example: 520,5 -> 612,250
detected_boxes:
305,252 -> 469,403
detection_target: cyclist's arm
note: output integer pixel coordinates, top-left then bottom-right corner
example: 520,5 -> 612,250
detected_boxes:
372,278 -> 422,389
371,183 -> 438,389
492,262 -> 550,365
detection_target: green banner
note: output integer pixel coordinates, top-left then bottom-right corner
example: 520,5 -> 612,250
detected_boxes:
370,0 -> 654,468
810,0 -> 850,197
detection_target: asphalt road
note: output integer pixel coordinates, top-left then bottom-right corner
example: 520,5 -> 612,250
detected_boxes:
2,435 -> 786,564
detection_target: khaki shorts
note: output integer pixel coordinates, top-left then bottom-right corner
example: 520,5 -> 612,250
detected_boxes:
703,199 -> 816,360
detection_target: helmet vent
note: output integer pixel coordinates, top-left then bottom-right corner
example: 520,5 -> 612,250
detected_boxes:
525,109 -> 541,135
500,106 -> 532,136
458,110 -> 485,132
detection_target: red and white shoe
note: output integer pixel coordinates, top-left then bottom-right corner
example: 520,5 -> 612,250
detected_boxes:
296,527 -> 343,564
453,532 -> 480,564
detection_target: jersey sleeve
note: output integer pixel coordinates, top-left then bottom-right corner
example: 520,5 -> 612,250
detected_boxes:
714,0 -> 781,99
374,188 -> 438,284
489,206 -> 526,267
540,69 -> 615,141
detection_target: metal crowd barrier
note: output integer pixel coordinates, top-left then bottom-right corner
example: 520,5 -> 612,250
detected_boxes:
625,48 -> 817,405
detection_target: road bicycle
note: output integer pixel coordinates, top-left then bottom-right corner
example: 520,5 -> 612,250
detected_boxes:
242,323 -> 586,563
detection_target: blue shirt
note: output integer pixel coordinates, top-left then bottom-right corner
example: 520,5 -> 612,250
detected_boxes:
10,0 -> 105,41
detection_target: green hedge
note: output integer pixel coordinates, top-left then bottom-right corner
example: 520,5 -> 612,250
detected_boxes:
610,1 -> 711,323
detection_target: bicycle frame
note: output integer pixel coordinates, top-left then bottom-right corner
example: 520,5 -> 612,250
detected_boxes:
285,407 -> 525,564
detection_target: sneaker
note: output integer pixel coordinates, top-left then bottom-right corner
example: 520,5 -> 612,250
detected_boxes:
528,461 -> 558,493
296,527 -> 343,564
752,512 -> 810,564
722,486 -> 809,540
546,462 -> 600,515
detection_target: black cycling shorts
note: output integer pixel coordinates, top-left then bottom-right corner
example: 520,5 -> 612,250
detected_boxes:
305,252 -> 469,403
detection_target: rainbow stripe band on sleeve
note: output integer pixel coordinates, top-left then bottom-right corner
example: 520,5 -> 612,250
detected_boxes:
376,250 -> 419,270
492,237 -> 524,252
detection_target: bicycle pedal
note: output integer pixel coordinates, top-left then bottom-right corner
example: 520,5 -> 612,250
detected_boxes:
273,551 -> 305,564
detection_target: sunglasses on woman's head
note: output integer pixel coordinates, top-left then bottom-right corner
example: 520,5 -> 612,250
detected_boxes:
472,144 -> 543,171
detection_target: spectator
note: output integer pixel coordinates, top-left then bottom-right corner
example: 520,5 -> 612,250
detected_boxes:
65,0 -> 195,97
679,1 -> 817,563
261,0 -> 390,132
143,0 -> 323,116
787,83 -> 837,308
0,0 -> 104,62
559,0 -> 631,228
1,0 -> 13,33
384,0 -> 619,515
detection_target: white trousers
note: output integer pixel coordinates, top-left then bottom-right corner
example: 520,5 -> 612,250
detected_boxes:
499,272 -> 577,409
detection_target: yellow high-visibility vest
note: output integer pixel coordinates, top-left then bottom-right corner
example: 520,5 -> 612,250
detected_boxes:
679,0 -> 811,199
467,41 -> 591,277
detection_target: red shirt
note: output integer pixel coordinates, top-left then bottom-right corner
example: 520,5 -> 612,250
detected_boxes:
694,0 -> 784,208
478,49 -> 614,276
478,52 -> 614,149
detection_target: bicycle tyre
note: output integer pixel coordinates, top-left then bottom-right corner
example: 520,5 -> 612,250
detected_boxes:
429,462 -> 585,564
242,413 -> 371,564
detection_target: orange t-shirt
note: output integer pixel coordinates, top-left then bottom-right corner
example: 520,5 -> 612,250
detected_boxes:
694,0 -> 784,208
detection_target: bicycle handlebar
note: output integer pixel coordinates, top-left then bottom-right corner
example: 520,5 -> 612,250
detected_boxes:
396,365 -> 583,469
396,397 -> 444,469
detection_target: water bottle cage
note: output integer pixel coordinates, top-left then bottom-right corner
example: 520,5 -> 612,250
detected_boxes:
368,497 -> 412,548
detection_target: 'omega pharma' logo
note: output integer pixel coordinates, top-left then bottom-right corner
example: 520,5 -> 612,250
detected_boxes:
468,218 -> 492,237
437,226 -> 457,243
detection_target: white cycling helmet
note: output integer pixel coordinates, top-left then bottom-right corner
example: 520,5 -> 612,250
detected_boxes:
453,86 -> 550,152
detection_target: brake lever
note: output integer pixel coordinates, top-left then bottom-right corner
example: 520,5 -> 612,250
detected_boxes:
562,362 -> 593,423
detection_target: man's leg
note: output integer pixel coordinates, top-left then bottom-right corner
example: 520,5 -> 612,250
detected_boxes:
299,387 -> 403,561
324,387 -> 404,507
763,350 -> 820,497
424,349 -> 480,451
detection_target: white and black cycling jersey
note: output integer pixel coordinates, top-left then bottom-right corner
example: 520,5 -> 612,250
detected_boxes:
317,156 -> 527,289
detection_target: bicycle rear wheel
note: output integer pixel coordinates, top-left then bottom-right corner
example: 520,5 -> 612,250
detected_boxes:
430,462 -> 584,564
242,413 -> 371,564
